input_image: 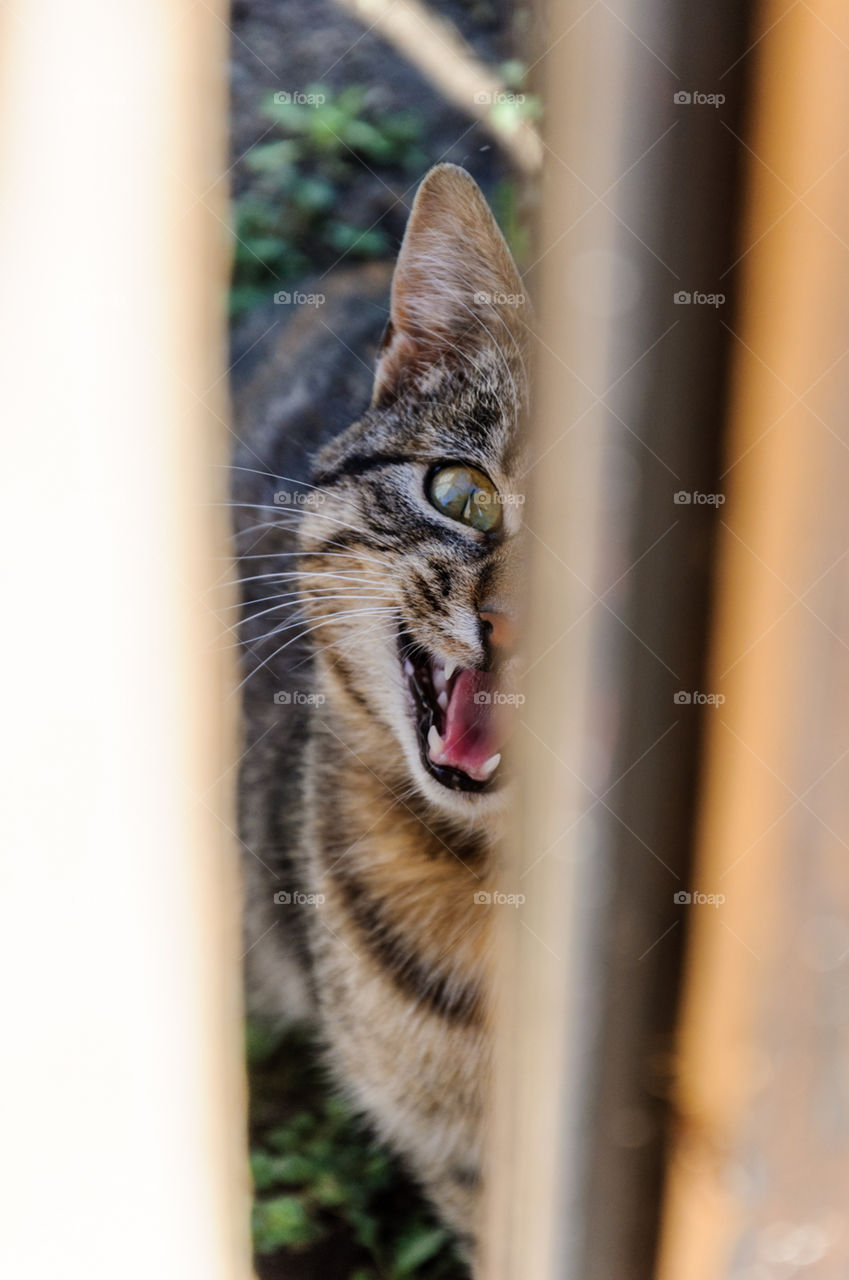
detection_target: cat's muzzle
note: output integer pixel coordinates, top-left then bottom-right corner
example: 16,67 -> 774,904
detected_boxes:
398,628 -> 507,794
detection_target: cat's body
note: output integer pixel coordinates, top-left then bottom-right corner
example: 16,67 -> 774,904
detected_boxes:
235,167 -> 529,1250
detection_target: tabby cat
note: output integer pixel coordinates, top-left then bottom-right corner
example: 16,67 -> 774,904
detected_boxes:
235,164 -> 530,1255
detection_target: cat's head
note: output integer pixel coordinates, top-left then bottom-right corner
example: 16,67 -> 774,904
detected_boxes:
298,164 -> 529,820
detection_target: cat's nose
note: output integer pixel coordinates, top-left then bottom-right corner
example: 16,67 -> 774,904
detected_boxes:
479,610 -> 517,655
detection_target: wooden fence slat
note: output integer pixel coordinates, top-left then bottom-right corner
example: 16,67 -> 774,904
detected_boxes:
0,4 -> 250,1277
657,3 -> 849,1276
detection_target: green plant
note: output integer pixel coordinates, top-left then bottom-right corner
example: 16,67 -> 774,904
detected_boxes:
248,1022 -> 468,1279
230,85 -> 426,317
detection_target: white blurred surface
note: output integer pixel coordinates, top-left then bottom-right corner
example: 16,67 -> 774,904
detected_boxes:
0,3 -> 249,1276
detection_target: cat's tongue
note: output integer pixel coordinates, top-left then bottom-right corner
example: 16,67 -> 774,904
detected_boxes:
428,669 -> 506,782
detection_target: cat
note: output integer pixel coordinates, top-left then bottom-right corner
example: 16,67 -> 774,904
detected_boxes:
234,164 -> 530,1254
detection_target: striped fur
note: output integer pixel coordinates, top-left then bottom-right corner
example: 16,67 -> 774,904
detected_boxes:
237,165 -> 530,1253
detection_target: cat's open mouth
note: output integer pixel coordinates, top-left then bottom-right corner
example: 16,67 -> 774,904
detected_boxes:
399,629 -> 506,793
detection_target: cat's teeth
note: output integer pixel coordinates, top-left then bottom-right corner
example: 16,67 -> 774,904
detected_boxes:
404,659 -> 414,678
437,691 -> 448,711
479,753 -> 501,779
443,659 -> 458,683
432,664 -> 446,696
427,725 -> 445,760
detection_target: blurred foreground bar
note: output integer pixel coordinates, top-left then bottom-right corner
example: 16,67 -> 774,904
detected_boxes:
0,3 -> 249,1278
487,0 -> 755,1277
658,2 -> 849,1276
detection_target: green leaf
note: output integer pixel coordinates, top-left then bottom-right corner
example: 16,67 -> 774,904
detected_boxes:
326,223 -> 389,257
499,58 -> 527,89
265,97 -> 313,133
244,139 -> 297,174
252,1195 -> 318,1253
393,1225 -> 450,1275
310,1172 -> 348,1207
250,1151 -> 279,1192
245,1020 -> 284,1066
324,1094 -> 353,1123
251,1150 -> 316,1190
341,119 -> 397,160
267,1112 -> 314,1150
347,1206 -> 380,1253
292,177 -> 336,213
271,1153 -> 317,1184
229,284 -> 273,319
234,235 -> 287,266
335,84 -> 367,115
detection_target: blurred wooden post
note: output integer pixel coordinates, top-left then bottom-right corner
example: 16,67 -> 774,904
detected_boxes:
484,5 -> 636,1276
0,3 -> 250,1278
657,1 -> 849,1275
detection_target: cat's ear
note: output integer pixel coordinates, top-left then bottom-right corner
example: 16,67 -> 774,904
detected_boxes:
372,164 -> 528,408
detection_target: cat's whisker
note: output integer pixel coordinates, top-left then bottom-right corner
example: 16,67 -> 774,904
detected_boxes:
225,502 -> 379,541
232,519 -> 293,540
214,577 -> 393,612
211,581 -> 387,604
299,541 -> 393,571
218,546 -> 392,570
226,614 -> 393,657
210,551 -> 392,584
303,613 -> 399,669
232,609 -> 397,691
224,591 -> 395,637
308,616 -> 395,657
233,499 -> 376,540
227,464 -> 329,496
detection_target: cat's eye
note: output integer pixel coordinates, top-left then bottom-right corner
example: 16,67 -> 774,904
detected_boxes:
427,463 -> 503,533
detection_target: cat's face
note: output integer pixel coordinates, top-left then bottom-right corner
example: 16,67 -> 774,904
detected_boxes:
298,165 -> 529,821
